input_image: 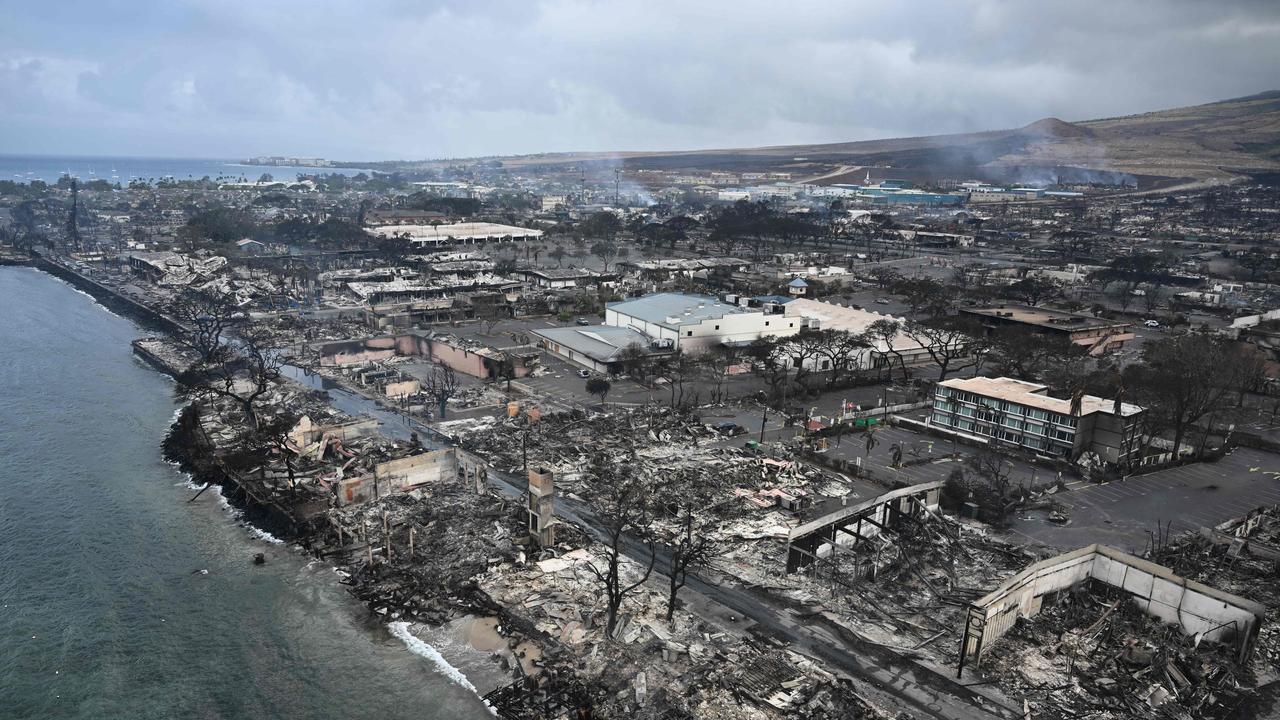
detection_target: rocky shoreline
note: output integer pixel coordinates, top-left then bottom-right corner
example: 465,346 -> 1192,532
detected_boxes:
19,258 -> 533,702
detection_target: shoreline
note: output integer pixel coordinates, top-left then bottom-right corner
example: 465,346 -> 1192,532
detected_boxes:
9,261 -> 511,702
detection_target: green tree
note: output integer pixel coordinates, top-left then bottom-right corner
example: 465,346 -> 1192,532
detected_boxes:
586,376 -> 611,407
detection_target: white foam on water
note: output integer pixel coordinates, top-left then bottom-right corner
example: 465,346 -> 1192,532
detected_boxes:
210,485 -> 285,545
43,272 -> 118,318
245,524 -> 285,545
69,286 -> 106,309
388,621 -> 494,714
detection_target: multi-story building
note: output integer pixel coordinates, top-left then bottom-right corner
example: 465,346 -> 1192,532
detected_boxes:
930,377 -> 1144,465
960,304 -> 1134,356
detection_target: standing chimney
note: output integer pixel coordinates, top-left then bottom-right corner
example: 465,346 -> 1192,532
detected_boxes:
527,466 -> 556,547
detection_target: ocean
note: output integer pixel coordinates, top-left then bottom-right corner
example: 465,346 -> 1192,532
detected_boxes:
0,155 -> 373,186
0,266 -> 493,720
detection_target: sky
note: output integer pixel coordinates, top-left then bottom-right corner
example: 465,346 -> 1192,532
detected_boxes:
2,0 -> 1279,161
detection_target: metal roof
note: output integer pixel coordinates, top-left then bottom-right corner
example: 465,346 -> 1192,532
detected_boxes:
534,325 -> 656,363
607,293 -> 754,328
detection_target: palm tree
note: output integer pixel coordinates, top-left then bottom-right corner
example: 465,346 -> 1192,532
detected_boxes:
862,427 -> 880,457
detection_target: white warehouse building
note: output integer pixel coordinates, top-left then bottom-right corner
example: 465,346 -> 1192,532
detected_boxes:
605,293 -> 800,353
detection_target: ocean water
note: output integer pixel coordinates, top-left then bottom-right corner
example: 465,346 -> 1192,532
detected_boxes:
0,267 -> 492,720
0,155 -> 372,185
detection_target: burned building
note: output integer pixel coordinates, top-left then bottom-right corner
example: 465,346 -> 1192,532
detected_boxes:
961,304 -> 1134,355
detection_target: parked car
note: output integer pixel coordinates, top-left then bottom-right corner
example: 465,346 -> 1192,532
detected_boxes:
1143,319 -> 1160,328
577,369 -> 591,378
875,298 -> 891,305
710,421 -> 748,437
575,317 -> 591,326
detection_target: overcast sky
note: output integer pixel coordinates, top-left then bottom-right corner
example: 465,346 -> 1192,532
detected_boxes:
2,0 -> 1278,160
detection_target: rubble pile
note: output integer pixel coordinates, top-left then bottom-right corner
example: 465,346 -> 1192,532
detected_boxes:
963,515 -> 1280,720
326,489 -> 527,626
460,406 -> 842,496
477,545 -> 898,719
767,510 -> 1037,669
1150,515 -> 1280,673
263,313 -> 372,343
985,584 -> 1260,720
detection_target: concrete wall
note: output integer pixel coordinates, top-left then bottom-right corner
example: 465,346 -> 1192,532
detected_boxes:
962,544 -> 1266,665
337,447 -> 488,506
319,332 -> 526,381
288,416 -> 381,447
428,340 -> 490,378
1231,308 -> 1280,331
319,334 -> 428,367
384,379 -> 421,399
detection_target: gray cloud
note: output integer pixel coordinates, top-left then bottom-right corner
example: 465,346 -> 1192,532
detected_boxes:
1,0 -> 1277,159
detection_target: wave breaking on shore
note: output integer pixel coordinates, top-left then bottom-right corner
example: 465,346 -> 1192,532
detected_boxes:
388,621 -> 496,713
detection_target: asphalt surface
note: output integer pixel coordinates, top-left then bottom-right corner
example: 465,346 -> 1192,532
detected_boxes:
819,423 -> 1053,490
1009,446 -> 1280,552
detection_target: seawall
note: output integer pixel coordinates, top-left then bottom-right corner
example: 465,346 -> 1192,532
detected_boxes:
163,403 -> 307,542
34,256 -> 183,334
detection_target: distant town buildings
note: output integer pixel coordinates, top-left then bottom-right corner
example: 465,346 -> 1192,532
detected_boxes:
245,156 -> 332,168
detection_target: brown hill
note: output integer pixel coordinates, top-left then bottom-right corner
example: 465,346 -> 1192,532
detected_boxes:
1021,117 -> 1095,140
496,92 -> 1280,185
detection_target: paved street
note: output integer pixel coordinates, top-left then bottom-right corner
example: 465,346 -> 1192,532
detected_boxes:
1010,446 -> 1280,552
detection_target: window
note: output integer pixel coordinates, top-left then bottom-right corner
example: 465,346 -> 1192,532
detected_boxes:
765,321 -> 770,327
686,330 -> 693,337
714,325 -> 720,330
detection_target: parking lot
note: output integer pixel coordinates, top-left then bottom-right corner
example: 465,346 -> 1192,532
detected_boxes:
1010,446 -> 1280,552
818,423 -> 1054,489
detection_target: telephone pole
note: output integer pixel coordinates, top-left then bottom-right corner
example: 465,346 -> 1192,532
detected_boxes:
66,178 -> 82,253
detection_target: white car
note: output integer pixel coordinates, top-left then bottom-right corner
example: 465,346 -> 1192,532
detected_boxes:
1143,319 -> 1160,328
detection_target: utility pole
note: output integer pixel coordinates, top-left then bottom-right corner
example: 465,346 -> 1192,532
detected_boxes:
614,168 -> 621,206
66,178 -> 81,253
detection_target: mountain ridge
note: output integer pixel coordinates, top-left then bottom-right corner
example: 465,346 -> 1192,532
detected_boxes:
489,91 -> 1280,185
